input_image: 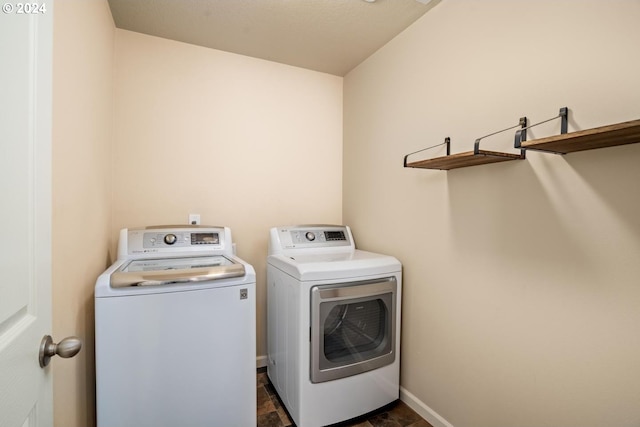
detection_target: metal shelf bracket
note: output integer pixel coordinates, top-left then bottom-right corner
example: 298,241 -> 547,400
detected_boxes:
474,116 -> 528,157
403,137 -> 450,167
515,107 -> 569,151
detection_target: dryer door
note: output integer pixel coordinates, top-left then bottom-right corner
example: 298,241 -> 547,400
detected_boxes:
310,277 -> 396,383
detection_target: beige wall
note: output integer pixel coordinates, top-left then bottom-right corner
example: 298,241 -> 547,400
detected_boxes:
112,30 -> 343,358
344,2 -> 640,427
51,2 -> 640,426
52,1 -> 114,426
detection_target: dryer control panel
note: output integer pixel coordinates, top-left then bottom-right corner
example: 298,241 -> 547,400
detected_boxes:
269,225 -> 354,255
290,229 -> 346,244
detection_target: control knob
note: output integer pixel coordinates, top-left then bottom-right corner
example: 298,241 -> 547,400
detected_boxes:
164,234 -> 177,245
305,232 -> 316,241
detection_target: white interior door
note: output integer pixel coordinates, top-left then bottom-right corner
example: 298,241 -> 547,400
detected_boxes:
0,2 -> 54,427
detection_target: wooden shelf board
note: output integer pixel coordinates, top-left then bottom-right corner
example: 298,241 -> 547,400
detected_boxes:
406,150 -> 523,170
521,119 -> 640,154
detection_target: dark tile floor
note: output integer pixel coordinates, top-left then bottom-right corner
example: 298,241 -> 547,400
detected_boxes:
257,369 -> 434,427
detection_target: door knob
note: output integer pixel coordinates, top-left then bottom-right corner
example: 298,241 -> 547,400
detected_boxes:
39,335 -> 82,368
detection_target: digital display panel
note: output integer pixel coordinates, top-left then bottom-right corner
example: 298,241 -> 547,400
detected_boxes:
324,231 -> 346,241
191,232 -> 219,245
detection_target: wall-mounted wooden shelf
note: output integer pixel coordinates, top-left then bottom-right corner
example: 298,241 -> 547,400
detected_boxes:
404,110 -> 640,171
404,117 -> 527,171
405,150 -> 523,170
520,118 -> 640,154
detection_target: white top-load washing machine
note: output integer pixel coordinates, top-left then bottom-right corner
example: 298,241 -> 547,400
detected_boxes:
267,225 -> 402,427
95,226 -> 256,427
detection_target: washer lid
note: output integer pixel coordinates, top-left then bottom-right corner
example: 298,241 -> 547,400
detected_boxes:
268,249 -> 401,281
110,255 -> 245,288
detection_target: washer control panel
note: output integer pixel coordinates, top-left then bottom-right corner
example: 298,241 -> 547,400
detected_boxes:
121,226 -> 232,258
143,231 -> 220,248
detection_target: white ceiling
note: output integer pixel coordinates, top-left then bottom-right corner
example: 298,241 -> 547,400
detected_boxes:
107,0 -> 440,76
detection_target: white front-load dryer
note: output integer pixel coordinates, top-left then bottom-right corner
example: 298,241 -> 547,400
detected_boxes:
267,225 -> 402,427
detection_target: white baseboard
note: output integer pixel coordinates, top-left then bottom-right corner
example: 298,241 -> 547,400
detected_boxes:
400,386 -> 454,427
256,355 -> 268,369
256,357 -> 452,426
